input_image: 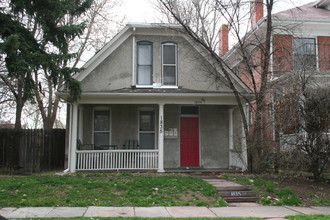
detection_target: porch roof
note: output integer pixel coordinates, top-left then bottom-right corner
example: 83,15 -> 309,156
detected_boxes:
58,87 -> 251,105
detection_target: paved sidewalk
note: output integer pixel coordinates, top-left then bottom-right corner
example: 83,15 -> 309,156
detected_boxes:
1,206 -> 330,219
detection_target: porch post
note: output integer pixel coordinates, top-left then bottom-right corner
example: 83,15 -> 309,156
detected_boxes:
228,108 -> 234,150
78,106 -> 83,142
228,108 -> 234,168
241,103 -> 248,171
69,103 -> 78,173
158,103 -> 165,172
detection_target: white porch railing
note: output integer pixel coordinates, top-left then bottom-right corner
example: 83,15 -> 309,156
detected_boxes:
76,150 -> 159,170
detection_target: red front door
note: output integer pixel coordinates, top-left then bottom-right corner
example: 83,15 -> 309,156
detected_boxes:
180,117 -> 199,167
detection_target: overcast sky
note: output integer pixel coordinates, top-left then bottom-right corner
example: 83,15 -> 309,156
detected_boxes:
122,0 -> 317,23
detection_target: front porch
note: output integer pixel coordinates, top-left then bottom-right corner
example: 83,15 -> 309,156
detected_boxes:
66,94 -> 247,173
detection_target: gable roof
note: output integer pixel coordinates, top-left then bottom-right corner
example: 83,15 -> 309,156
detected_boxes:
73,23 -> 251,93
274,2 -> 330,20
75,23 -> 181,82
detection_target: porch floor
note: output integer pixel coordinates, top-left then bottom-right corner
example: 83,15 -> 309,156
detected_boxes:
165,168 -> 242,174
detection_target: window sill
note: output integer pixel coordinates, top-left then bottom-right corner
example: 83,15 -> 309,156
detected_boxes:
134,84 -> 178,89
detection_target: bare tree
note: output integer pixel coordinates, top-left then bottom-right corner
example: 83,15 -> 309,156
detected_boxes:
274,63 -> 330,180
157,0 -> 275,172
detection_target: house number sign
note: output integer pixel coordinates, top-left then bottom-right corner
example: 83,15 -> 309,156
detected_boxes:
159,116 -> 163,133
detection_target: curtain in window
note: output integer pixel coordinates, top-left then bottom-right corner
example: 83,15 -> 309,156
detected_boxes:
163,44 -> 177,85
137,42 -> 152,85
94,110 -> 110,147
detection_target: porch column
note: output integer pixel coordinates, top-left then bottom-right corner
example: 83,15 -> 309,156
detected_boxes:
228,108 -> 234,150
228,108 -> 234,167
158,103 -> 165,172
241,103 -> 248,171
69,103 -> 78,173
78,106 -> 83,142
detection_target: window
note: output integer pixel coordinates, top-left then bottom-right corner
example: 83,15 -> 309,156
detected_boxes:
93,110 -> 110,148
294,38 -> 316,70
181,106 -> 199,115
139,110 -> 155,149
162,42 -> 177,85
137,41 -> 153,85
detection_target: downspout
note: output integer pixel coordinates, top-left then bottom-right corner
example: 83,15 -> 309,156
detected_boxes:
132,29 -> 136,86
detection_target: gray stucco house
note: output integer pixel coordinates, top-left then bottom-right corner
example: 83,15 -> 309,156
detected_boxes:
59,23 -> 249,173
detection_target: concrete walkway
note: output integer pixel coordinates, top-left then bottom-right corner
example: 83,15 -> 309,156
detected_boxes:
1,206 -> 330,219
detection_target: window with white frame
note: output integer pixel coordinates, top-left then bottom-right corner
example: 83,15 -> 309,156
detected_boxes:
93,110 -> 110,148
162,42 -> 177,85
137,41 -> 153,85
293,38 -> 316,70
139,110 -> 155,149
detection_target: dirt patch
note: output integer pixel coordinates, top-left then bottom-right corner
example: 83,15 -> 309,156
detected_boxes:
177,190 -> 218,204
259,174 -> 330,206
55,190 -> 66,195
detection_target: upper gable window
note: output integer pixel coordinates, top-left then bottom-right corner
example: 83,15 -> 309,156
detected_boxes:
293,38 -> 316,70
137,41 -> 153,85
162,42 -> 177,86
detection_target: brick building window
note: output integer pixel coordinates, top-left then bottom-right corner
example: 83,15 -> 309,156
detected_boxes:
293,38 -> 316,70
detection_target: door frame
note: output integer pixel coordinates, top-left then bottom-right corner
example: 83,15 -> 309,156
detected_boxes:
179,114 -> 201,167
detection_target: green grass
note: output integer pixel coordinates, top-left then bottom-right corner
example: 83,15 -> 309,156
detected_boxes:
0,174 -> 226,207
220,174 -> 301,206
285,214 -> 330,220
13,218 -> 262,220
309,194 -> 330,206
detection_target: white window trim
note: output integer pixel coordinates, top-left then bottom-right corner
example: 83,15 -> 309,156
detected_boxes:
92,107 -> 111,146
138,108 -> 157,149
136,41 -> 153,86
162,42 -> 178,86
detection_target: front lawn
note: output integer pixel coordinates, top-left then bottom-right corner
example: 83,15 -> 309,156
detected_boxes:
220,174 -> 301,206
14,218 -> 261,220
220,173 -> 330,206
0,173 -> 226,207
285,214 -> 330,220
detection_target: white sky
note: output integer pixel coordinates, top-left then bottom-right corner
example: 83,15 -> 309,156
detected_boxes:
122,0 -> 316,23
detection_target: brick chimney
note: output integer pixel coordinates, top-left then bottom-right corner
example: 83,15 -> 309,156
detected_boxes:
250,0 -> 264,27
219,24 -> 229,57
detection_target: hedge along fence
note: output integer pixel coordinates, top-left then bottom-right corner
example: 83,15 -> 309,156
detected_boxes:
0,129 -> 65,174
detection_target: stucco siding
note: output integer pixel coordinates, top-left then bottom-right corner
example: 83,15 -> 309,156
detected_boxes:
200,105 -> 229,168
164,105 -> 180,169
81,37 -> 133,91
233,108 -> 243,151
80,34 -> 233,92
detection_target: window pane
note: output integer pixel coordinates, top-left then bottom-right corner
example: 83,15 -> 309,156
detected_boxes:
139,133 -> 155,149
94,111 -> 109,131
181,106 -> 199,115
294,38 -> 315,55
137,66 -> 152,85
140,111 -> 155,131
94,132 -> 109,147
294,38 -> 316,69
163,45 -> 176,64
163,66 -> 176,85
138,44 -> 152,65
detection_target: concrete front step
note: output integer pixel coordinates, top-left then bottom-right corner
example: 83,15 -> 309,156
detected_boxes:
223,197 -> 259,203
219,191 -> 257,197
201,177 -> 259,204
215,185 -> 252,191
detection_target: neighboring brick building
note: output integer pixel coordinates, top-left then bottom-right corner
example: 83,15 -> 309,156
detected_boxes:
220,0 -> 330,144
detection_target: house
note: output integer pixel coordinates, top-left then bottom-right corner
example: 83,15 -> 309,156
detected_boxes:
220,0 -> 330,154
58,23 -> 250,172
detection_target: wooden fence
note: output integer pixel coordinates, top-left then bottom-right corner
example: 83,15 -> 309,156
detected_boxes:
0,129 -> 65,174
